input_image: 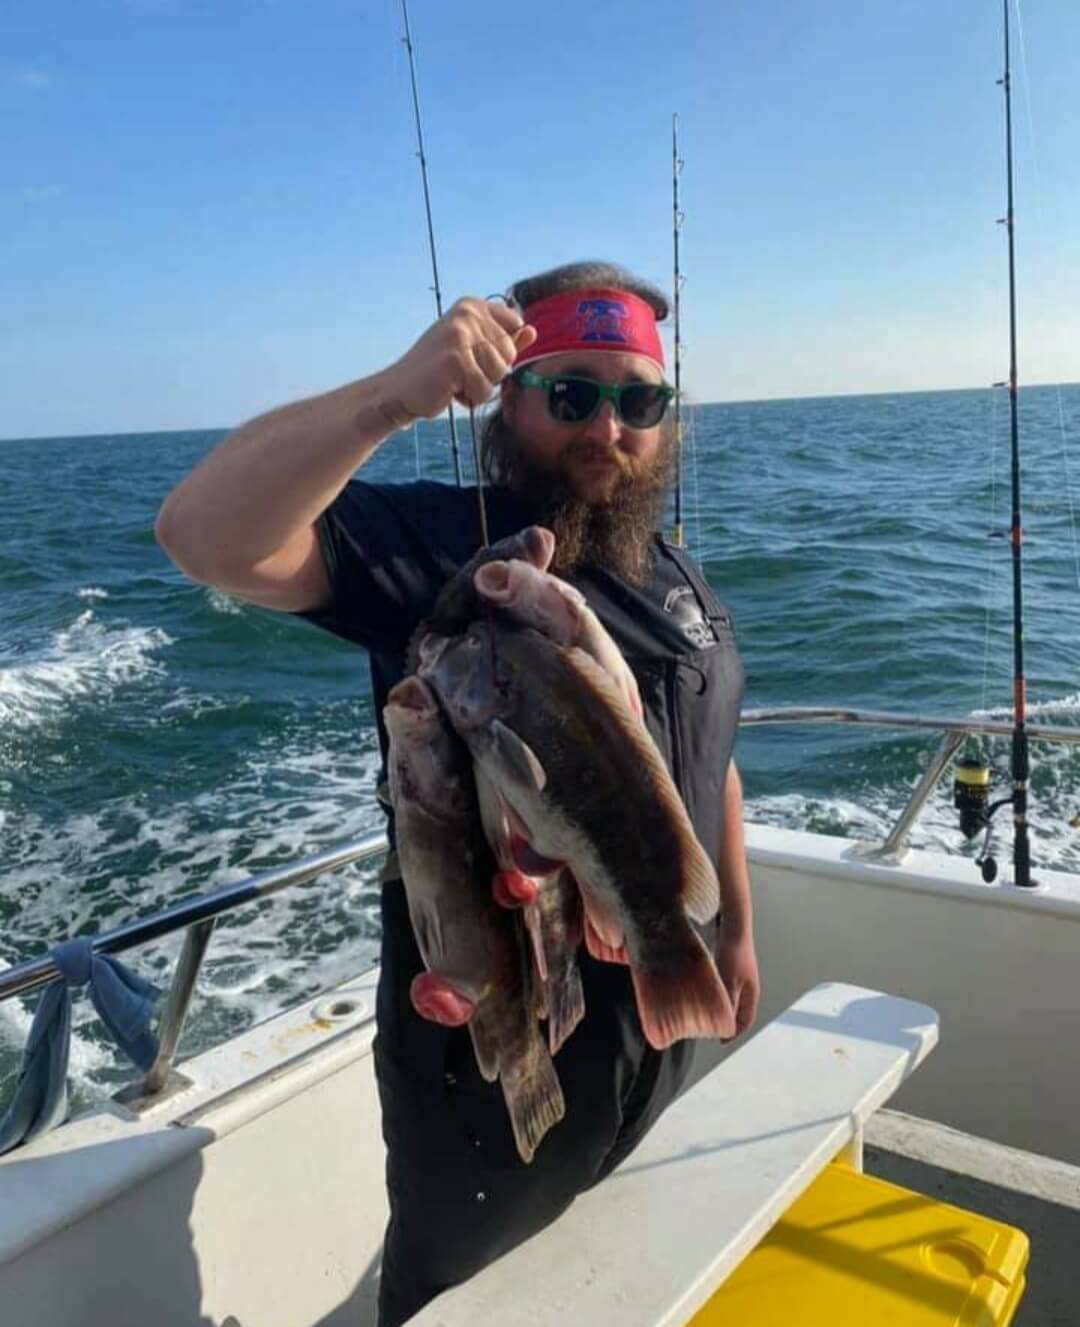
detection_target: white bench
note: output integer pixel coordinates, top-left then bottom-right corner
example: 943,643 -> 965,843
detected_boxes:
412,981 -> 939,1327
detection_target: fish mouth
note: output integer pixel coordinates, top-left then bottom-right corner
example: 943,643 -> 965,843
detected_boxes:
388,674 -> 437,713
521,525 -> 556,567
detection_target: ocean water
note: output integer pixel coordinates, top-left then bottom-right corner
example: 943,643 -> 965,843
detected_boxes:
2,385 -> 1079,1107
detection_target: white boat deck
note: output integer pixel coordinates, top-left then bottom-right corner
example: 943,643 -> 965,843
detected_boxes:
411,982 -> 938,1327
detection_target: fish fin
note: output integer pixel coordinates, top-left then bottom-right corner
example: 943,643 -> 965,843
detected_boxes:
680,844 -> 721,925
475,770 -> 514,868
489,720 -> 548,794
500,1038 -> 566,1164
535,872 -> 585,1052
546,957 -> 585,1055
630,927 -> 737,1050
523,899 -> 549,985
468,1008 -> 503,1083
584,918 -> 629,966
574,877 -> 625,952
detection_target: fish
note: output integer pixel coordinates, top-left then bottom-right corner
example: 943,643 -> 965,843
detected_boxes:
472,556 -> 643,720
418,622 -> 737,1051
384,673 -> 565,1162
470,553 -> 646,970
409,524 -> 589,1053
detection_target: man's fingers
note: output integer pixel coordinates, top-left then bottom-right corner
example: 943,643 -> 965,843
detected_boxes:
490,328 -> 521,368
738,982 -> 760,1032
512,324 -> 538,358
455,351 -> 496,407
473,339 -> 512,389
479,302 -> 536,363
486,300 -> 527,336
729,979 -> 757,1034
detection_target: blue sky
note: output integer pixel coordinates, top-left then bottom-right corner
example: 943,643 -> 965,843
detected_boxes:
3,0 -> 1078,438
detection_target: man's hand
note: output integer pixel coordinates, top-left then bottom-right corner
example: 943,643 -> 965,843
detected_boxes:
715,928 -> 760,1037
380,297 -> 538,420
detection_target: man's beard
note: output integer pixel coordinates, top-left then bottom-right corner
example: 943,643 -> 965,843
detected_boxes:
483,417 -> 677,585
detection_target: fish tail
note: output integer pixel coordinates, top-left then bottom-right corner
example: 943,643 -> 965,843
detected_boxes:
630,924 -> 737,1050
501,1040 -> 566,1164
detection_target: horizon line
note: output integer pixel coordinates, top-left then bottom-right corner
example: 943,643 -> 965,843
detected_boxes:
4,377 -> 1078,445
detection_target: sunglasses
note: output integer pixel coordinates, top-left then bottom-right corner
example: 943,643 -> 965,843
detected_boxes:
515,368 -> 674,430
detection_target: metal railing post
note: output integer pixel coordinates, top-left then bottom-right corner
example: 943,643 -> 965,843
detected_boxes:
142,918 -> 216,1095
880,730 -> 967,859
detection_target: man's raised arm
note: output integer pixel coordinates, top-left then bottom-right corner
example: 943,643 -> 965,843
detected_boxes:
154,300 -> 535,613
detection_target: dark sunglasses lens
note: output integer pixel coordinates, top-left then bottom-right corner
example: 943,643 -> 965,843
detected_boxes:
620,384 -> 670,428
548,378 -> 600,423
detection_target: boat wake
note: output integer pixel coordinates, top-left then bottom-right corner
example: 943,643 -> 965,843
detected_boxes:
0,608 -> 172,732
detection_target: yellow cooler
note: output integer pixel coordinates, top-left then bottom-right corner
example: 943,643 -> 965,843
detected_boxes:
687,1162 -> 1029,1326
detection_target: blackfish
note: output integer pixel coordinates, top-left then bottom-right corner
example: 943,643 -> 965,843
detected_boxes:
386,527 -> 734,1162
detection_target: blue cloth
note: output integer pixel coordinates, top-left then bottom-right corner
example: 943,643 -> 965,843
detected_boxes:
0,939 -> 159,1156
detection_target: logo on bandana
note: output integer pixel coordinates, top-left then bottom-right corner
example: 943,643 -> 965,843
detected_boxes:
576,298 -> 629,344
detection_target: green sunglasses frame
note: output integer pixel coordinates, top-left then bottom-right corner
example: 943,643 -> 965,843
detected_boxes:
514,368 -> 675,428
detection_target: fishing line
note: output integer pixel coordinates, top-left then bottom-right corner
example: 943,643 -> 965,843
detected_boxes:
467,405 -> 490,548
1014,0 -> 1080,594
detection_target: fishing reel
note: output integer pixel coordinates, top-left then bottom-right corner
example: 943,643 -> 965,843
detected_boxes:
952,756 -> 1016,883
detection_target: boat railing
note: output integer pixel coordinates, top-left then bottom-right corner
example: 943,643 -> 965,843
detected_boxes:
1,706 -> 1077,1107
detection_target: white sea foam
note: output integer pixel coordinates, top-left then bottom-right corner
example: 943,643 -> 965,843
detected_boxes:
0,611 -> 173,730
746,760 -> 1080,871
971,691 -> 1080,720
1,725 -> 385,1105
205,587 -> 244,616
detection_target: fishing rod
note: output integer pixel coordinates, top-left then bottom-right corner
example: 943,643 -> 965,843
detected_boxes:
671,112 -> 685,549
1000,0 -> 1033,887
953,0 -> 1034,886
400,0 -> 464,487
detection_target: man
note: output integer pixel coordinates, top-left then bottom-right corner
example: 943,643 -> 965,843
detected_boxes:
156,261 -> 759,1326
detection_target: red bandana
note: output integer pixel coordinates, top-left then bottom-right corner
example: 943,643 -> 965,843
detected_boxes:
514,287 -> 665,372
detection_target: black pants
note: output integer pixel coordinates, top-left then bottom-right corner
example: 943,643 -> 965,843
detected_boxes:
374,953 -> 697,1327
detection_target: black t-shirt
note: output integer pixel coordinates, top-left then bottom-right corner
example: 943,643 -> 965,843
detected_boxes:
300,478 -> 745,1158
